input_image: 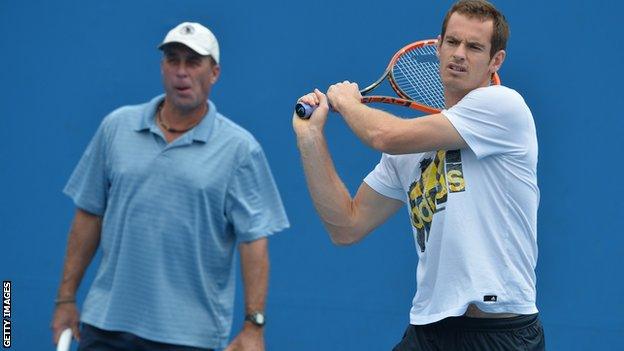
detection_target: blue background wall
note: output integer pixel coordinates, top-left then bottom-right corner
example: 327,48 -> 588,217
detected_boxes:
1,0 -> 623,350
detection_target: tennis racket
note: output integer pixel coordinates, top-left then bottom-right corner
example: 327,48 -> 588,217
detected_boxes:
295,38 -> 501,119
56,328 -> 72,351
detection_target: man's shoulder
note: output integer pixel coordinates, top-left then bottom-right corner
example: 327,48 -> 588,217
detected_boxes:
99,98 -> 158,132
455,85 -> 531,119
213,113 -> 261,151
105,100 -> 152,123
467,85 -> 526,106
97,100 -> 146,125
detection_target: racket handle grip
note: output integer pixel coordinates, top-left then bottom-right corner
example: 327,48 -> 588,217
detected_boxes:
294,102 -> 315,119
295,102 -> 336,119
57,328 -> 72,351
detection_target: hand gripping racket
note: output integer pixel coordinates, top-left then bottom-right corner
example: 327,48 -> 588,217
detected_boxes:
295,38 -> 501,119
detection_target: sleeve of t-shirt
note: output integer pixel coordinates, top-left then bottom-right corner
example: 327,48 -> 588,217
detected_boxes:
442,86 -> 533,159
363,153 -> 406,203
225,145 -> 290,242
63,118 -> 111,216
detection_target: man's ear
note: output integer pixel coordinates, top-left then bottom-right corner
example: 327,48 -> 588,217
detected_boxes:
489,49 -> 506,74
436,34 -> 442,58
211,64 -> 221,84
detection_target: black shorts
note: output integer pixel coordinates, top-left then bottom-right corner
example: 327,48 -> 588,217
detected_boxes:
78,323 -> 213,351
392,314 -> 545,351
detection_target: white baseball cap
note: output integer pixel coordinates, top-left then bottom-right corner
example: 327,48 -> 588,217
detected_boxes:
158,22 -> 220,63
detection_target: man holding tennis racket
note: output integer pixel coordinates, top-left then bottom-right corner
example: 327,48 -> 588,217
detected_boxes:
293,0 -> 545,349
51,22 -> 289,351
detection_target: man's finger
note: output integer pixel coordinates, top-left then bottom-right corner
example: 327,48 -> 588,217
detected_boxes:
71,323 -> 81,342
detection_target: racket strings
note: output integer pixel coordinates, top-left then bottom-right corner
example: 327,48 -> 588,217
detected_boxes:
392,45 -> 445,110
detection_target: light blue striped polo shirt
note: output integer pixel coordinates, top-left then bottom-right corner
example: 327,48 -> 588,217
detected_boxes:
64,95 -> 290,349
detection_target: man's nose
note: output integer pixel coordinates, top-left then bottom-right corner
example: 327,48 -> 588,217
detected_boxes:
175,62 -> 189,77
451,44 -> 467,61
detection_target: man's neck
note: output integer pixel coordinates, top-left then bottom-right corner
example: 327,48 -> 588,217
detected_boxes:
160,100 -> 207,128
444,91 -> 465,109
444,80 -> 493,108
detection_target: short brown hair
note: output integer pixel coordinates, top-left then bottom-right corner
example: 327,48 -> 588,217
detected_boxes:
440,0 -> 509,58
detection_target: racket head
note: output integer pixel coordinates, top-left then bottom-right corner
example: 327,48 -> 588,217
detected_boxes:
294,39 -> 501,118
386,39 -> 500,113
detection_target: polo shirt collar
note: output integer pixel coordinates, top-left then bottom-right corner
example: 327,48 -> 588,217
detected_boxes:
135,94 -> 217,143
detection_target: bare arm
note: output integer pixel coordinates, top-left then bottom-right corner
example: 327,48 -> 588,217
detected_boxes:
224,238 -> 268,351
239,238 -> 269,318
293,90 -> 404,245
328,82 -> 468,154
50,208 -> 102,344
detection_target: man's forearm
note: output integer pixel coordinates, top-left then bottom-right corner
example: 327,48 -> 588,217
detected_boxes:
296,130 -> 360,243
227,240 -> 268,350
336,101 -> 405,153
239,238 -> 269,314
336,99 -> 468,154
56,209 -> 102,299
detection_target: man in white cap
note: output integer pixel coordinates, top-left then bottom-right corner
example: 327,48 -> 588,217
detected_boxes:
51,22 -> 289,351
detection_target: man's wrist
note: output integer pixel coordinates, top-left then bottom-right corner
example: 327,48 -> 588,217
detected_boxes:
242,321 -> 265,334
332,96 -> 360,114
244,311 -> 266,328
296,128 -> 324,148
54,296 -> 76,306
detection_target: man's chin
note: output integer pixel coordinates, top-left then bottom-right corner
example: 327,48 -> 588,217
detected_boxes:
442,81 -> 467,93
169,96 -> 200,110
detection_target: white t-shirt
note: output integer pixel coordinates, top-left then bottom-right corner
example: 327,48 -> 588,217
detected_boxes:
364,85 -> 539,325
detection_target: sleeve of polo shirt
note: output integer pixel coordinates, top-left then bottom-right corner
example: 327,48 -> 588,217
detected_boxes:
225,145 -> 290,242
63,119 -> 110,216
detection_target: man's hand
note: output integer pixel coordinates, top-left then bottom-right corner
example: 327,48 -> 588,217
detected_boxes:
50,302 -> 80,344
292,89 -> 330,139
224,324 -> 264,351
327,81 -> 362,113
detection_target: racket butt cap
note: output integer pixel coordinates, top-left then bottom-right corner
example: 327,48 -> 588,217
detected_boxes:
295,102 -> 313,119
